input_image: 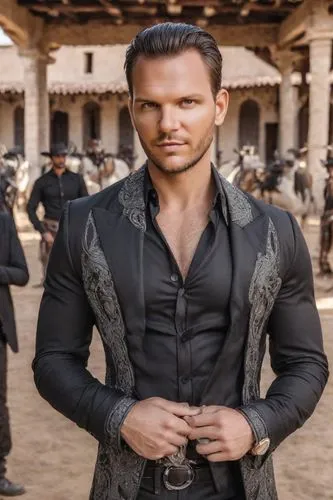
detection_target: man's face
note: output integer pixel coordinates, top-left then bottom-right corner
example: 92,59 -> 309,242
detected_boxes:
129,49 -> 229,175
52,155 -> 66,169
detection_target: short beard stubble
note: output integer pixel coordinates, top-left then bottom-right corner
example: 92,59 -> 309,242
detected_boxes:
137,118 -> 215,175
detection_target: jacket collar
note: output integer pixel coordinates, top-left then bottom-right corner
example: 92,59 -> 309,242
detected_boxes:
119,163 -> 255,232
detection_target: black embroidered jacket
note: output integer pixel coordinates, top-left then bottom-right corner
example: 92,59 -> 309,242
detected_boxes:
33,166 -> 328,500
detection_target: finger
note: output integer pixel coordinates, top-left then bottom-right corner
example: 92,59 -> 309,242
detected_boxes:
205,452 -> 229,463
196,440 -> 222,456
168,433 -> 188,447
172,417 -> 193,437
154,445 -> 179,460
187,426 -> 218,441
200,406 -> 223,414
185,412 -> 218,428
155,399 -> 201,417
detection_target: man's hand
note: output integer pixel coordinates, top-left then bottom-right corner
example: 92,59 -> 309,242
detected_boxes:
42,232 -> 54,246
120,397 -> 200,460
185,406 -> 254,462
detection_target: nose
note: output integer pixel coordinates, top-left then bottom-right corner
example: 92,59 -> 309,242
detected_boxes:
158,105 -> 180,135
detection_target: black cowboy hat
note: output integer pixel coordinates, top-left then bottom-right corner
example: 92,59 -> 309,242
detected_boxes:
41,143 -> 68,157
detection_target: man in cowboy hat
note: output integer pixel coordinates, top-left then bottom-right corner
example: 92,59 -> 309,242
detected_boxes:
27,143 -> 88,282
319,157 -> 333,275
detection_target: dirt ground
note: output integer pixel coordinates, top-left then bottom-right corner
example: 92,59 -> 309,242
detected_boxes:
4,215 -> 333,500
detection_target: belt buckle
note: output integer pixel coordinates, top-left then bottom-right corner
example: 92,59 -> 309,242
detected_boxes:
163,464 -> 194,491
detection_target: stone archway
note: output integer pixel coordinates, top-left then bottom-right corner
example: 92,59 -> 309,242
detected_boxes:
83,101 -> 101,149
13,105 -> 24,150
51,110 -> 69,146
239,99 -> 260,149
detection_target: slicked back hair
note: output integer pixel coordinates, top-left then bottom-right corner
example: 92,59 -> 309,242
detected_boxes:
124,22 -> 222,98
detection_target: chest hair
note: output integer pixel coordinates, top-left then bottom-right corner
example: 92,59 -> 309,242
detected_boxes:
157,204 -> 211,280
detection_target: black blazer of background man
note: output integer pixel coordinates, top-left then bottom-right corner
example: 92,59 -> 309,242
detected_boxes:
0,213 -> 29,352
33,165 -> 328,499
0,212 -> 29,496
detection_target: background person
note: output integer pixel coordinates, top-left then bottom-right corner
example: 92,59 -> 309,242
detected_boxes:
0,212 -> 29,496
26,143 -> 88,283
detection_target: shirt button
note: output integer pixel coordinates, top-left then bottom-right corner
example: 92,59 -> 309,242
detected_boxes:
170,273 -> 179,283
180,376 -> 190,384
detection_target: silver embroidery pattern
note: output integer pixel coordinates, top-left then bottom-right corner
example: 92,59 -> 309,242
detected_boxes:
82,212 -> 145,500
240,457 -> 278,500
244,218 -> 282,404
219,174 -> 253,227
118,166 -> 146,232
240,218 -> 281,500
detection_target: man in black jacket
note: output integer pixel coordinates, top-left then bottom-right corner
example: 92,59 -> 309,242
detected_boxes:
0,212 -> 29,496
33,24 -> 328,500
27,143 -> 88,282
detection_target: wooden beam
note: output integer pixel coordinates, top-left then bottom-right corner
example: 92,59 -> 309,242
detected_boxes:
124,6 -> 158,15
98,0 -> 122,17
278,0 -> 311,48
29,5 -> 113,14
45,21 -> 279,47
0,0 -> 43,48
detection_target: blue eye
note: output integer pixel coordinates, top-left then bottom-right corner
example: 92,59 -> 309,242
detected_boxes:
142,102 -> 157,109
182,99 -> 195,106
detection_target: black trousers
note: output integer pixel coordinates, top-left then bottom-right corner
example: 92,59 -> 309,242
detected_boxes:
0,335 -> 11,477
137,482 -> 245,500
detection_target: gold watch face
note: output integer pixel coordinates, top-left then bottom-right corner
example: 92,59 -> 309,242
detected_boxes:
252,437 -> 270,456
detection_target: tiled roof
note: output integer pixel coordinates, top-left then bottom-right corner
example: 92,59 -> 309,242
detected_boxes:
0,45 -> 282,95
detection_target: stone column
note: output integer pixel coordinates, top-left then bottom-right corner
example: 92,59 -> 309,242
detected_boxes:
23,50 -> 49,182
308,35 -> 332,207
39,57 -> 49,154
101,97 -> 118,153
274,51 -> 299,155
68,97 -> 83,151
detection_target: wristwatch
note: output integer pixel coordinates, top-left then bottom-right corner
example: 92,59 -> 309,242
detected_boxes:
250,437 -> 270,456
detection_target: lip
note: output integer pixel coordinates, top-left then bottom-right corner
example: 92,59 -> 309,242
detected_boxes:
157,142 -> 186,150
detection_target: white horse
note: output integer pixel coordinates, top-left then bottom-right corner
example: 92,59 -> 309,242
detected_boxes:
73,154 -> 130,195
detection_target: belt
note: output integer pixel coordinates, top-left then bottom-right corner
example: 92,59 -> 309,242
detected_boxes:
141,462 -> 212,494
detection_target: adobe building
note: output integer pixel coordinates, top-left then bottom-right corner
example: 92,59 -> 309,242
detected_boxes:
0,0 -> 333,202
0,43 -> 281,168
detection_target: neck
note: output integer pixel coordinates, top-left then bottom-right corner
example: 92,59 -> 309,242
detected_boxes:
147,152 -> 215,211
52,166 -> 65,177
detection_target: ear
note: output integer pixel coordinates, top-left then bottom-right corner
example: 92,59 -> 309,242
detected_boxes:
215,88 -> 229,127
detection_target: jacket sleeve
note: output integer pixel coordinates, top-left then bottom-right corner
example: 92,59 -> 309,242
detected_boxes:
239,213 -> 329,462
26,179 -> 45,234
32,202 -> 137,447
0,216 -> 29,286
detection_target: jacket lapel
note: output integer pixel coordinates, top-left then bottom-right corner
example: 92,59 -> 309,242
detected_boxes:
201,177 -> 269,405
91,168 -> 147,353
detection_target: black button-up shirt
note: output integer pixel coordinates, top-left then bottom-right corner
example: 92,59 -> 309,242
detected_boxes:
135,168 -> 232,408
27,169 -> 88,233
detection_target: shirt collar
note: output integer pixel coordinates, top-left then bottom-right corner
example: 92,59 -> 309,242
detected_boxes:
49,168 -> 69,177
144,164 -> 228,226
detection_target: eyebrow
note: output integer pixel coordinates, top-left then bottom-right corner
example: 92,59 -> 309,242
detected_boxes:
134,94 -> 204,103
